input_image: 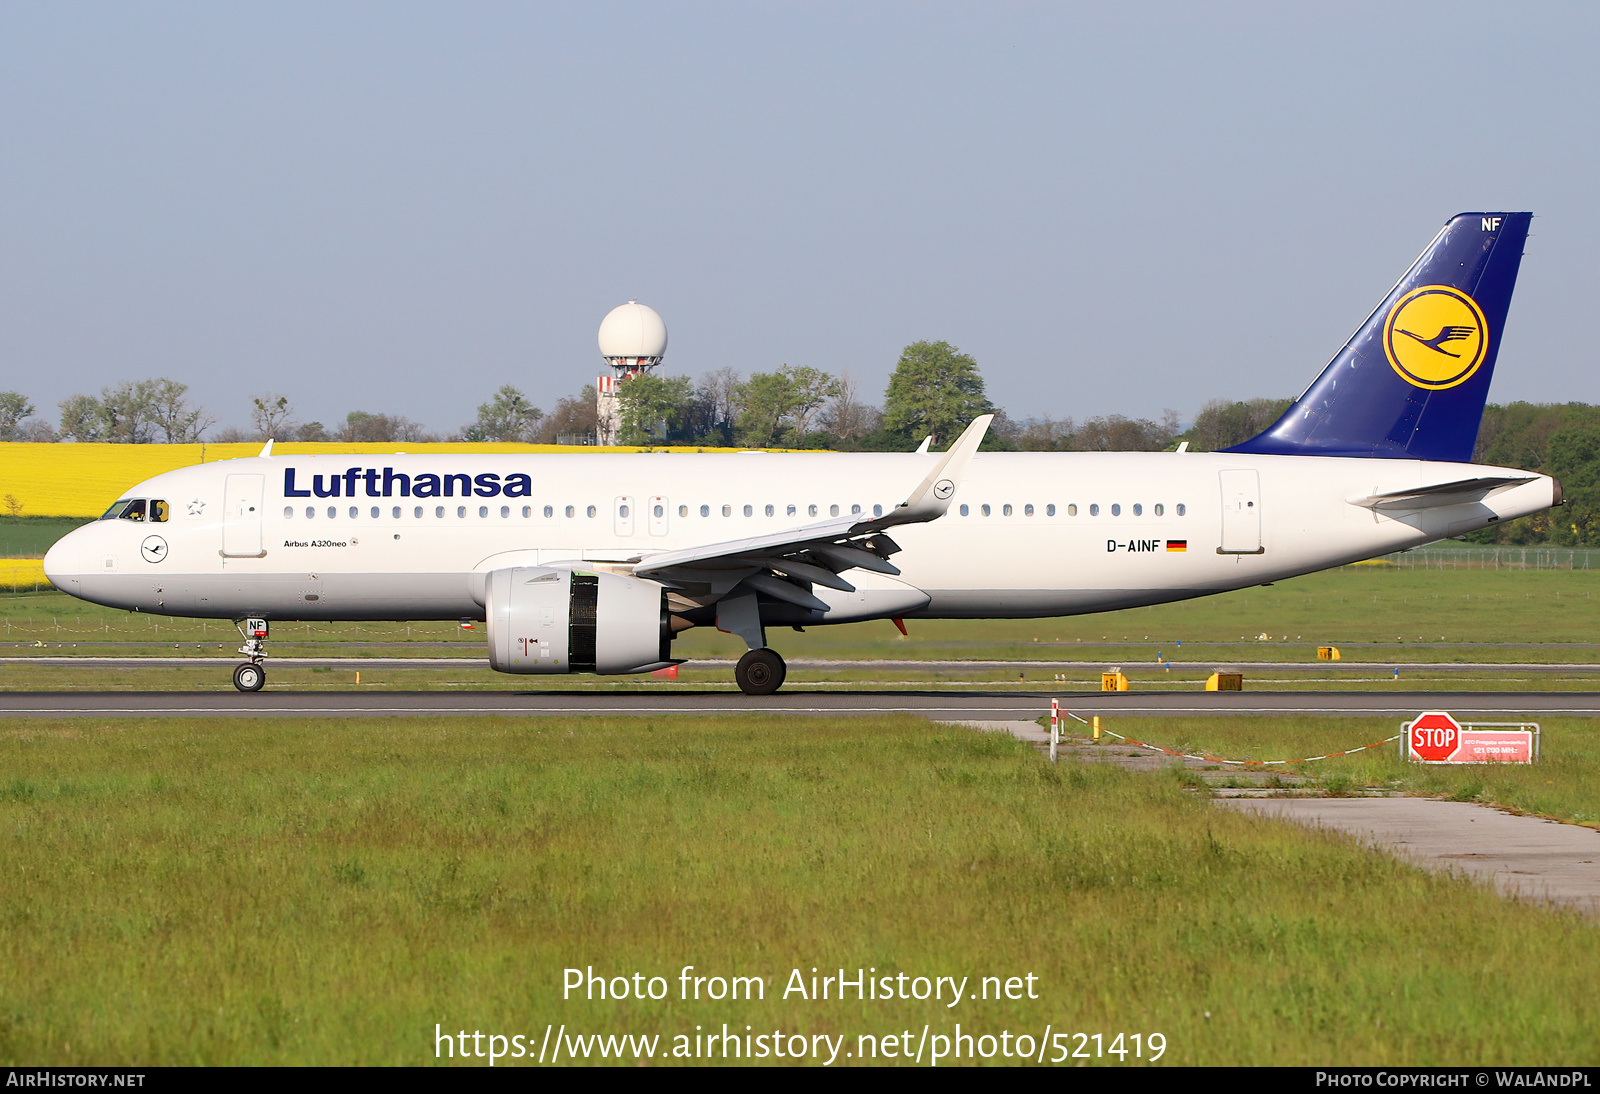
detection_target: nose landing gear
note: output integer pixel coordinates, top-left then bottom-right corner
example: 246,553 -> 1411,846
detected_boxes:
233,617 -> 268,693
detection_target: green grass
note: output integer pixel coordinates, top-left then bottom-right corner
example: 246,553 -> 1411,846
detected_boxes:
3,564 -> 1599,664
0,516 -> 91,558
0,715 -> 1596,1066
1071,715 -> 1600,826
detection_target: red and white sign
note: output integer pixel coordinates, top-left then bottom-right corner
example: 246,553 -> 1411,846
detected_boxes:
1452,731 -> 1535,764
1406,712 -> 1536,764
1406,711 -> 1461,762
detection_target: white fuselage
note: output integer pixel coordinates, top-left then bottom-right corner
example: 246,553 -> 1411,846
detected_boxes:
43,450 -> 1557,625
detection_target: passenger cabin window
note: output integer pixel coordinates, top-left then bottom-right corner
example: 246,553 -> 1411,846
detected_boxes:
1154,503 -> 1164,516
701,505 -> 710,517
1066,504 -> 1075,516
981,504 -> 991,517
1024,504 -> 1034,516
1089,504 -> 1099,516
544,505 -> 554,518
959,504 -> 969,516
1002,504 -> 1013,516
1177,503 -> 1186,516
808,505 -> 818,517
829,505 -> 839,516
1132,503 -> 1142,516
1111,504 -> 1121,516
1046,504 -> 1056,516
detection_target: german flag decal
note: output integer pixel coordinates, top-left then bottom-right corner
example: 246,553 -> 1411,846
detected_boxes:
1166,540 -> 1187,553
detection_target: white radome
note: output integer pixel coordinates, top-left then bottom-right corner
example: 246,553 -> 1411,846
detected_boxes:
597,300 -> 668,360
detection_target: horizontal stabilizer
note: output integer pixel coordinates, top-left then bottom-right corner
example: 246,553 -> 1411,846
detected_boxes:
1349,475 -> 1534,511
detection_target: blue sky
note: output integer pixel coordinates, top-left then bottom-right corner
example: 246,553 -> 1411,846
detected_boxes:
3,2 -> 1597,435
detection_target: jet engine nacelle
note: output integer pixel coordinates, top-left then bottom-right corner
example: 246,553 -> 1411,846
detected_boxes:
485,567 -> 674,674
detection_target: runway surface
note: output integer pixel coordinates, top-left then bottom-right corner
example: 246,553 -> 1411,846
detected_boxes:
5,656 -> 1600,672
2,689 -> 1597,718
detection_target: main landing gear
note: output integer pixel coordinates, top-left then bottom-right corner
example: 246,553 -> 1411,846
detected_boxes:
233,617 -> 268,693
734,648 -> 786,696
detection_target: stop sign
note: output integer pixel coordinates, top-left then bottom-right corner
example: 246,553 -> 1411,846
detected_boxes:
1409,711 -> 1462,762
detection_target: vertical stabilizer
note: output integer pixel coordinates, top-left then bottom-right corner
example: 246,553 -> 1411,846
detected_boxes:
1228,212 -> 1530,462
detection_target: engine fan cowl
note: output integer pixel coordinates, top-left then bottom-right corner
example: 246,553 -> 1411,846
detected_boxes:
485,566 -> 674,674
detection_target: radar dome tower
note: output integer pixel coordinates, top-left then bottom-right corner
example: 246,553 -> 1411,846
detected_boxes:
595,300 -> 668,445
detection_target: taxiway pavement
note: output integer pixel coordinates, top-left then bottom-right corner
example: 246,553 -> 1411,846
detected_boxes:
0,689 -> 1596,718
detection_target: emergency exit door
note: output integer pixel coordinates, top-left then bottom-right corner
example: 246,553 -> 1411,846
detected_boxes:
1218,469 -> 1264,554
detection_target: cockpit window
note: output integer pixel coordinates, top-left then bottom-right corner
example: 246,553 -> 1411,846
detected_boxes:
100,499 -> 143,521
98,499 -> 167,522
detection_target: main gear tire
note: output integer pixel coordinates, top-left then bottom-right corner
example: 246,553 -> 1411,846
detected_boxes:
734,648 -> 786,696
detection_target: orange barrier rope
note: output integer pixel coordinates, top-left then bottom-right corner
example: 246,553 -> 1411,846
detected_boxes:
1054,708 -> 1400,767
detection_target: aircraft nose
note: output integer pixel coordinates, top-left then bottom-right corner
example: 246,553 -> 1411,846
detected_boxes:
43,526 -> 88,588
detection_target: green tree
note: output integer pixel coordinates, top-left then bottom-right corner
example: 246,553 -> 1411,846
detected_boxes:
735,365 -> 843,448
463,385 -> 544,443
617,374 -> 692,446
338,411 -> 431,443
1181,398 -> 1292,451
58,394 -> 105,441
0,392 -> 36,441
148,378 -> 213,443
1544,424 -> 1600,546
881,341 -> 993,447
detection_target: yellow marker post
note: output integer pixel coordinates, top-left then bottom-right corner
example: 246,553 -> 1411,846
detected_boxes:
1092,716 -> 1101,742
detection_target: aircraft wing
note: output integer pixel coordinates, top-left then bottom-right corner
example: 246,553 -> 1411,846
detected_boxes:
1349,475 -> 1536,511
629,415 -> 992,611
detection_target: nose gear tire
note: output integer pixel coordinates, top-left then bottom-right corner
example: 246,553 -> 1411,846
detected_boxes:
233,662 -> 266,693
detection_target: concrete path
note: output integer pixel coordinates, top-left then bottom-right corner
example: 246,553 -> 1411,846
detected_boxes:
1218,797 -> 1600,919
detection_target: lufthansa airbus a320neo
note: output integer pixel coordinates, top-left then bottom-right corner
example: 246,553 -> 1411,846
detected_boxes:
44,213 -> 1560,694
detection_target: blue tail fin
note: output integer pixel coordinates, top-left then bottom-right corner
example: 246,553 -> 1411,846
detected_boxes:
1227,212 -> 1530,462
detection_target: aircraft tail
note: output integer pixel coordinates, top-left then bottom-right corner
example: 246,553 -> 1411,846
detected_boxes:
1227,212 -> 1530,462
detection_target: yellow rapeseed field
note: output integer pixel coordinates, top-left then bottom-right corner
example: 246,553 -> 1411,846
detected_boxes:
0,441 -> 744,519
0,559 -> 47,591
